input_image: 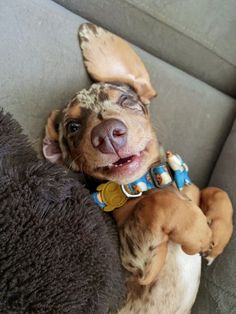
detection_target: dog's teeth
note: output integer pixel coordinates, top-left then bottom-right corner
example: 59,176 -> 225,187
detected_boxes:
114,165 -> 118,168
127,159 -> 131,163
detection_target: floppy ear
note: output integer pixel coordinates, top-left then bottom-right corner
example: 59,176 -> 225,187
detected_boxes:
43,110 -> 62,164
79,23 -> 157,105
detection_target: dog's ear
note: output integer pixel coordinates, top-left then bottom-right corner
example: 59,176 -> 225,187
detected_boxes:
78,23 -> 157,105
43,110 -> 62,164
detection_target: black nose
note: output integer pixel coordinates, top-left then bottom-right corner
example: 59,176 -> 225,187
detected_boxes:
91,119 -> 127,154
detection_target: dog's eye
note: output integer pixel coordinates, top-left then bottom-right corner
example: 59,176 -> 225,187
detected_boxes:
66,121 -> 81,133
120,95 -> 129,106
119,95 -> 135,107
119,94 -> 143,112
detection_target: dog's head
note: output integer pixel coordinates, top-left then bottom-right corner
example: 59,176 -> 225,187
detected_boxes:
43,24 -> 159,184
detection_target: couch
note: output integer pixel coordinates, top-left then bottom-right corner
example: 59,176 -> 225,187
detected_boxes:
0,0 -> 235,313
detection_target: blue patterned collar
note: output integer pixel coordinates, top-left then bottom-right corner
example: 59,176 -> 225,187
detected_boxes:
92,152 -> 192,212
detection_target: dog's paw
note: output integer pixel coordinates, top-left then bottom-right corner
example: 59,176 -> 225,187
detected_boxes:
200,188 -> 233,264
175,206 -> 213,256
143,189 -> 213,256
181,222 -> 212,256
200,241 -> 215,265
203,217 -> 233,264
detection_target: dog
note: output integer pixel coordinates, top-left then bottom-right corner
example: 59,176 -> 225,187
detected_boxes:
43,23 -> 233,314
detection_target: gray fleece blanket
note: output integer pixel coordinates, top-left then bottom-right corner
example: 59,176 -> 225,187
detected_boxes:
0,109 -> 126,313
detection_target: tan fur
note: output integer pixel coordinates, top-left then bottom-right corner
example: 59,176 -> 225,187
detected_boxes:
42,23 -> 234,314
44,88 -> 233,313
50,84 -> 159,184
115,187 -> 212,259
45,110 -> 60,141
65,102 -> 81,119
79,23 -> 156,105
200,187 -> 233,262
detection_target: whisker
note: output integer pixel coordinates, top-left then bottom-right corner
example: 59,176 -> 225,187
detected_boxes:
68,155 -> 81,171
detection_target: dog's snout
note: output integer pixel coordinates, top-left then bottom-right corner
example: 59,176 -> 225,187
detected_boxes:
91,119 -> 127,154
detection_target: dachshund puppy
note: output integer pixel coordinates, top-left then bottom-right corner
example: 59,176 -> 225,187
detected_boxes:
43,24 -> 233,314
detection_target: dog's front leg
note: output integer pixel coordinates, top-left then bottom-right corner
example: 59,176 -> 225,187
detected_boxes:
182,183 -> 201,205
113,196 -> 168,286
199,187 -> 233,264
119,215 -> 168,286
115,187 -> 212,285
183,185 -> 233,264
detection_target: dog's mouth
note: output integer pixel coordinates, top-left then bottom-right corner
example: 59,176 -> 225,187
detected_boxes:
93,140 -> 155,182
109,153 -> 140,168
100,151 -> 144,176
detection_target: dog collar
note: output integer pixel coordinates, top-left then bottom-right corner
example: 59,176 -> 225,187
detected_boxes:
91,151 -> 192,212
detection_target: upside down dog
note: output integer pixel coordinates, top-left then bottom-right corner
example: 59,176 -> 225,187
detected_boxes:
43,24 -> 233,314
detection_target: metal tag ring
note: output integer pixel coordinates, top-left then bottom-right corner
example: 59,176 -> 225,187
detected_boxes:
121,185 -> 143,198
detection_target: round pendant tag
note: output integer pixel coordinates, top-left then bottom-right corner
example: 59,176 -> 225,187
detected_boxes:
97,182 -> 128,211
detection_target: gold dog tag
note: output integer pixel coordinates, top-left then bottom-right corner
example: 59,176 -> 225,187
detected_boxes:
97,182 -> 128,212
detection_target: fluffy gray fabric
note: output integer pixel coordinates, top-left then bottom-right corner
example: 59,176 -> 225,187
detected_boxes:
0,110 -> 126,313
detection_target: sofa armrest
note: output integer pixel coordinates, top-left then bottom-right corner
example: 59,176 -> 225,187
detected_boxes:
193,117 -> 236,314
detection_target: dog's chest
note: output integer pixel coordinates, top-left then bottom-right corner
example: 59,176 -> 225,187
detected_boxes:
119,243 -> 201,314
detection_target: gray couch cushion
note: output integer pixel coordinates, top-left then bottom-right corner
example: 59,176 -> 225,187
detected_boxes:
193,118 -> 236,314
0,0 -> 235,190
0,0 -> 90,151
53,0 -> 236,97
0,1 -> 236,312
